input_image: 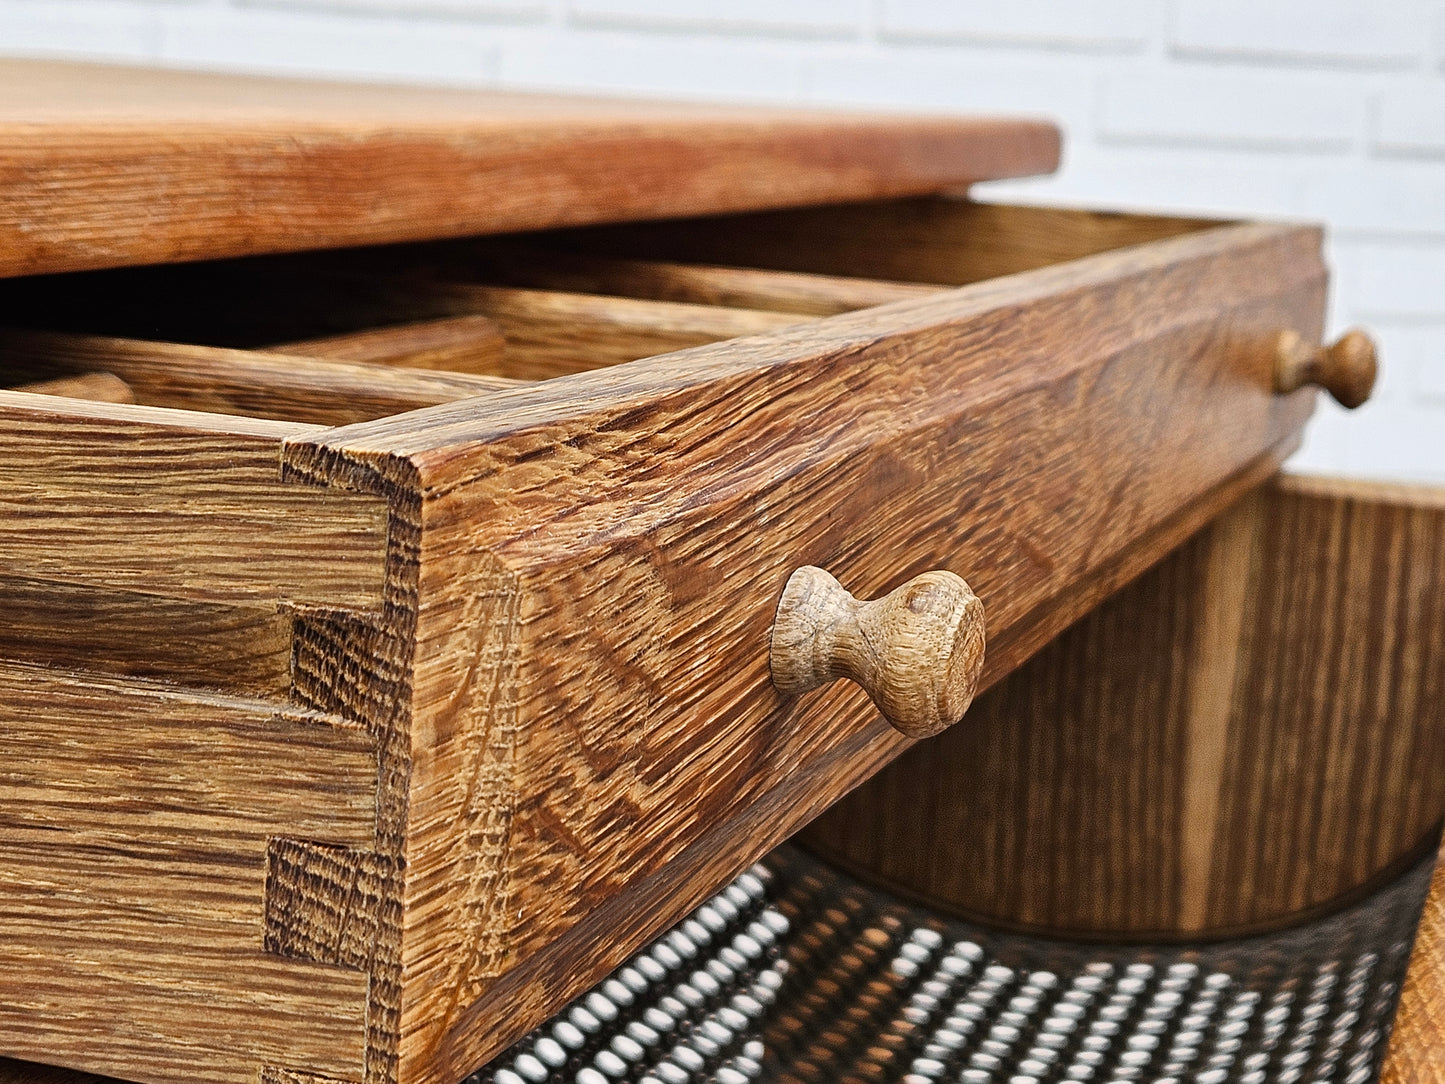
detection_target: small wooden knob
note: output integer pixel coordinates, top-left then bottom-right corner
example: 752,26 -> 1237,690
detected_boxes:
1274,328 -> 1378,409
769,566 -> 986,739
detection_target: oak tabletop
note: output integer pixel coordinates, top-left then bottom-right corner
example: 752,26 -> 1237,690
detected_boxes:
0,59 -> 1060,278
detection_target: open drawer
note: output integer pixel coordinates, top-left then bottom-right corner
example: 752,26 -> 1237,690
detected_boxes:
0,198 -> 1366,1084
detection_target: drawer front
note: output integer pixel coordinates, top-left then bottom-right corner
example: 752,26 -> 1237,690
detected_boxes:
0,202 -> 1341,1084
288,215 -> 1327,1081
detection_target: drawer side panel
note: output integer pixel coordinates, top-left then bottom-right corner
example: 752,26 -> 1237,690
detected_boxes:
0,394 -> 388,608
0,663 -> 379,1084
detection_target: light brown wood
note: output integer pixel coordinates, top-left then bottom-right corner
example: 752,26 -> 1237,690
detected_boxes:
270,215 -> 1324,1083
387,282 -> 806,379
1177,489 -> 1259,929
0,393 -> 388,607
11,371 -> 134,403
1382,839 -> 1445,1084
0,202 -> 1343,1084
440,246 -> 948,315
802,474 -> 1445,936
0,575 -> 291,695
1275,326 -> 1379,408
0,660 -> 377,1084
561,198 -> 1222,285
0,660 -> 376,844
0,327 -> 517,424
0,941 -> 366,1084
0,59 -> 1060,279
268,314 -> 509,375
769,565 -> 986,738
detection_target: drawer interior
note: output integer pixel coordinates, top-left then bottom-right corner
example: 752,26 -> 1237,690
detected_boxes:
0,199 -> 1223,422
0,197 -> 1236,704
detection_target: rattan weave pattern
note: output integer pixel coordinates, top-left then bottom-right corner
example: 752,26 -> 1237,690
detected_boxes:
468,845 -> 1434,1084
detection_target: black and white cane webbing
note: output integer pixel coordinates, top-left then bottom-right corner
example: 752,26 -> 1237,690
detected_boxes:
466,844 -> 1433,1084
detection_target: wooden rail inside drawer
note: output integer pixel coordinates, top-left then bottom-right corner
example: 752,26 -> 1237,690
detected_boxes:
0,198 -> 1331,1084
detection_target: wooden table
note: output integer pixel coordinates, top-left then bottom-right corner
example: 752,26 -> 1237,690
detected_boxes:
0,59 -> 1436,1084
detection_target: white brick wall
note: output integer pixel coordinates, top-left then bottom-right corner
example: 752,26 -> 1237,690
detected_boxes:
2,0 -> 1442,483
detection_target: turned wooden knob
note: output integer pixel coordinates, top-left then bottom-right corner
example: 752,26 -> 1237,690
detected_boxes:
1274,328 -> 1378,409
769,565 -> 986,738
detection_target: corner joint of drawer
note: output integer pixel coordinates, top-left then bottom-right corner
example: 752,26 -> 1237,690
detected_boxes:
263,836 -> 400,973
259,1066 -> 362,1084
280,435 -> 421,503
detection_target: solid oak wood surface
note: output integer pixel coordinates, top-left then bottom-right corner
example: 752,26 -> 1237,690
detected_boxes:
0,574 -> 292,695
0,59 -> 1060,278
13,371 -> 135,403
275,211 -> 1324,1083
802,475 -> 1445,936
378,283 -> 806,380
558,198 -> 1224,285
0,393 -> 389,607
0,661 -> 377,1084
0,327 -> 518,424
0,200 -> 1344,1084
422,246 -> 949,315
268,315 -> 510,375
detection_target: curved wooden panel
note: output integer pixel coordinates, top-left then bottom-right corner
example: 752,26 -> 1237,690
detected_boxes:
802,476 -> 1445,937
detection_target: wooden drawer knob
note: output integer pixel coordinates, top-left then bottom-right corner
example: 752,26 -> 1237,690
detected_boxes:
1275,328 -> 1378,409
769,566 -> 986,739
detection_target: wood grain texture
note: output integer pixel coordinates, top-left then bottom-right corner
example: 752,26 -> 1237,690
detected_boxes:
0,574 -> 291,694
0,1055 -> 356,1084
0,660 -> 378,1083
0,201 -> 1342,1084
769,565 -> 986,738
0,59 -> 1059,279
802,475 -> 1445,936
265,839 -> 394,971
269,315 -> 510,375
560,198 -> 1221,286
284,492 -> 423,1084
0,328 -> 516,424
12,371 -> 135,403
412,448 -> 1297,1084
0,392 -> 388,607
1207,476 -> 1445,924
1383,839 -> 1445,1084
279,217 -> 1324,1082
437,246 -> 947,315
366,281 -> 806,380
0,660 -> 377,845
0,388 -> 393,1084
0,941 -> 366,1084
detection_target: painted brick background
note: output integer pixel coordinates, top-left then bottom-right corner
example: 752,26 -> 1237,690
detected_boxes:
2,0 -> 1442,482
